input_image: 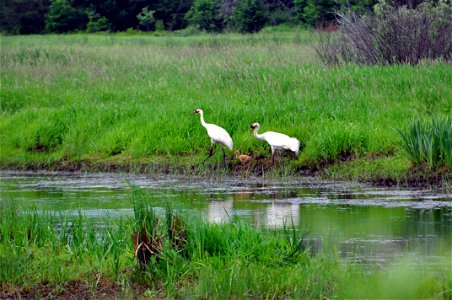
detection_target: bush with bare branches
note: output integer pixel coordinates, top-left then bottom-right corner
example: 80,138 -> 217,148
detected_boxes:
316,2 -> 451,65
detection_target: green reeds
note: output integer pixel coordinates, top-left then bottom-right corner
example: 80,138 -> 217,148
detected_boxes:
399,116 -> 452,168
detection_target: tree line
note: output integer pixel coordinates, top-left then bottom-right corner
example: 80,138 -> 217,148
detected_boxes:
0,0 -> 439,34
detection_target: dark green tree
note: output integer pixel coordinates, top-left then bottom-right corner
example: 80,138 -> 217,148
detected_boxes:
302,0 -> 320,25
231,0 -> 268,32
340,0 -> 378,14
0,0 -> 50,34
71,0 -> 147,31
45,0 -> 87,32
151,0 -> 194,31
137,6 -> 155,31
186,0 -> 223,32
294,0 -> 376,26
293,0 -> 306,21
263,0 -> 295,25
86,10 -> 111,32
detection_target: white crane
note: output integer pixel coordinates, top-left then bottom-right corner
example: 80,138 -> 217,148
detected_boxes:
249,122 -> 299,164
192,108 -> 233,162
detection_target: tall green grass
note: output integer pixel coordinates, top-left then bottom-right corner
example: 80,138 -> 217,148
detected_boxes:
399,117 -> 452,168
0,32 -> 450,176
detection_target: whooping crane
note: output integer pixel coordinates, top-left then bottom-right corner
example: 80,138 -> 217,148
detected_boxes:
192,108 -> 233,162
234,150 -> 252,165
249,122 -> 299,164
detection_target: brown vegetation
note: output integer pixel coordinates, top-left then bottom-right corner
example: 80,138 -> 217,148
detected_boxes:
316,4 -> 451,65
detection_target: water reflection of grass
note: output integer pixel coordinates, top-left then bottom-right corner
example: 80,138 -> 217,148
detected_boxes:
0,199 -> 450,299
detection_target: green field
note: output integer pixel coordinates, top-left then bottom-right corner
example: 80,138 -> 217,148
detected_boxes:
1,31 -> 451,184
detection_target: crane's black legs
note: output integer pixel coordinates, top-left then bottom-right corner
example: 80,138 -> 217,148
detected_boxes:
221,147 -> 227,163
202,143 -> 228,164
203,144 -> 215,163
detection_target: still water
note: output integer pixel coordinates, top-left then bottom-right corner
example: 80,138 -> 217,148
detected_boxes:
1,171 -> 451,265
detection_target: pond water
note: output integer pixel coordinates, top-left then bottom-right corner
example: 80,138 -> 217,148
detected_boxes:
1,171 -> 451,266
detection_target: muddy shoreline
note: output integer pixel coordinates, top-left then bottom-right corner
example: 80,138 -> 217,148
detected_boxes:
1,158 -> 450,189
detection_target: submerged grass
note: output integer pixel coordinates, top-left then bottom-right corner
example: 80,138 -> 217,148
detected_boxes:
1,32 -> 450,184
0,189 -> 451,299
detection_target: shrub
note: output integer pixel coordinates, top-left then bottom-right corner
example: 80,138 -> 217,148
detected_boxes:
398,116 -> 452,168
316,2 -> 452,65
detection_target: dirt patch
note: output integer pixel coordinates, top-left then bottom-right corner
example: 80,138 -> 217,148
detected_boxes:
367,163 -> 451,188
0,155 -> 450,188
367,148 -> 396,160
1,278 -> 125,299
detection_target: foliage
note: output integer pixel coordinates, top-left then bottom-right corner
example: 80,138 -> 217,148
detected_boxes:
231,0 -> 268,32
263,0 -> 296,26
45,0 -> 87,33
3,0 -> 444,34
398,117 -> 452,168
266,8 -> 296,25
293,0 -> 377,26
302,0 -> 320,25
137,6 -> 155,31
375,0 -> 429,10
155,19 -> 165,32
86,11 -> 111,33
344,0 -> 378,14
186,0 -> 224,32
151,0 -> 194,31
0,0 -> 49,34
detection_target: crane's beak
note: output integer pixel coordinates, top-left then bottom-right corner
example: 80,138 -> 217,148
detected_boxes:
248,128 -> 254,136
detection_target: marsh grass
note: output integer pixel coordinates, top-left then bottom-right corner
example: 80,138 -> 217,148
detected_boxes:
1,32 -> 450,180
399,116 -> 452,168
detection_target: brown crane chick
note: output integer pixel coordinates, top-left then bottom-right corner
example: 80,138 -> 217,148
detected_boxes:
234,150 -> 252,165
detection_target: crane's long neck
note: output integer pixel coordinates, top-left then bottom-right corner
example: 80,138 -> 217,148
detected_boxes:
199,111 -> 208,128
253,127 -> 265,141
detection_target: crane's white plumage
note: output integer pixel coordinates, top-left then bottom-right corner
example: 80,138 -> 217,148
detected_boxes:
250,122 -> 299,162
205,123 -> 233,150
193,108 -> 233,162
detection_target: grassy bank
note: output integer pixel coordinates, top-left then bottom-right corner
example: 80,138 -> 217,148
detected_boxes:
1,32 -> 451,185
1,192 -> 451,299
